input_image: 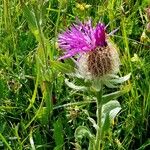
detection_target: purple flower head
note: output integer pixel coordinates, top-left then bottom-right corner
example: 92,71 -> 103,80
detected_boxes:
94,23 -> 107,47
58,19 -> 107,60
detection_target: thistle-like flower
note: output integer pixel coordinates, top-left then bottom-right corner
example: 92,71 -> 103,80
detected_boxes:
58,19 -> 120,84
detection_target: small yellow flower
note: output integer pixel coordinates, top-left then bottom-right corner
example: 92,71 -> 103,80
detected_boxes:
140,30 -> 148,42
112,119 -> 115,126
76,3 -> 91,11
131,53 -> 140,62
115,139 -> 122,148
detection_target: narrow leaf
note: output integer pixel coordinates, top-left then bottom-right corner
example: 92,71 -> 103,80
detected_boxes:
110,73 -> 131,84
29,129 -> 36,150
51,61 -> 74,73
65,79 -> 87,91
53,119 -> 64,150
102,85 -> 131,104
0,133 -> 12,150
22,4 -> 37,30
26,73 -> 39,112
88,117 -> 98,130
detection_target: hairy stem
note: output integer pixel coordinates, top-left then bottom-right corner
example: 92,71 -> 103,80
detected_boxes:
95,87 -> 103,150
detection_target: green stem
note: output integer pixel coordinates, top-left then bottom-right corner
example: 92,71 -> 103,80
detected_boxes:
95,87 -> 103,150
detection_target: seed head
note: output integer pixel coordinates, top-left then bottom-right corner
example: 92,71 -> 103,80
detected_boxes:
78,42 -> 120,79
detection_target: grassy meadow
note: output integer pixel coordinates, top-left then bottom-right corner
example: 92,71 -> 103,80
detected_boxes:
0,0 -> 150,149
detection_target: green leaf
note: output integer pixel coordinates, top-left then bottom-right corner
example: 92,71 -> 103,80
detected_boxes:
25,96 -> 44,129
36,107 -> 49,125
88,140 -> 95,150
26,72 -> 39,112
65,79 -> 87,91
137,139 -> 150,150
73,143 -> 81,150
75,126 -> 96,150
51,61 -> 74,73
29,129 -> 36,150
54,145 -> 64,150
74,126 -> 95,145
22,4 -> 37,31
102,100 -> 121,115
101,100 -> 121,136
102,73 -> 131,88
34,127 -> 44,149
53,119 -> 64,150
109,107 -> 121,121
102,85 -> 131,104
42,82 -> 53,123
53,85 -> 131,110
101,114 -> 110,137
22,3 -> 44,42
110,73 -> 131,84
88,117 -> 98,130
0,133 -> 12,150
